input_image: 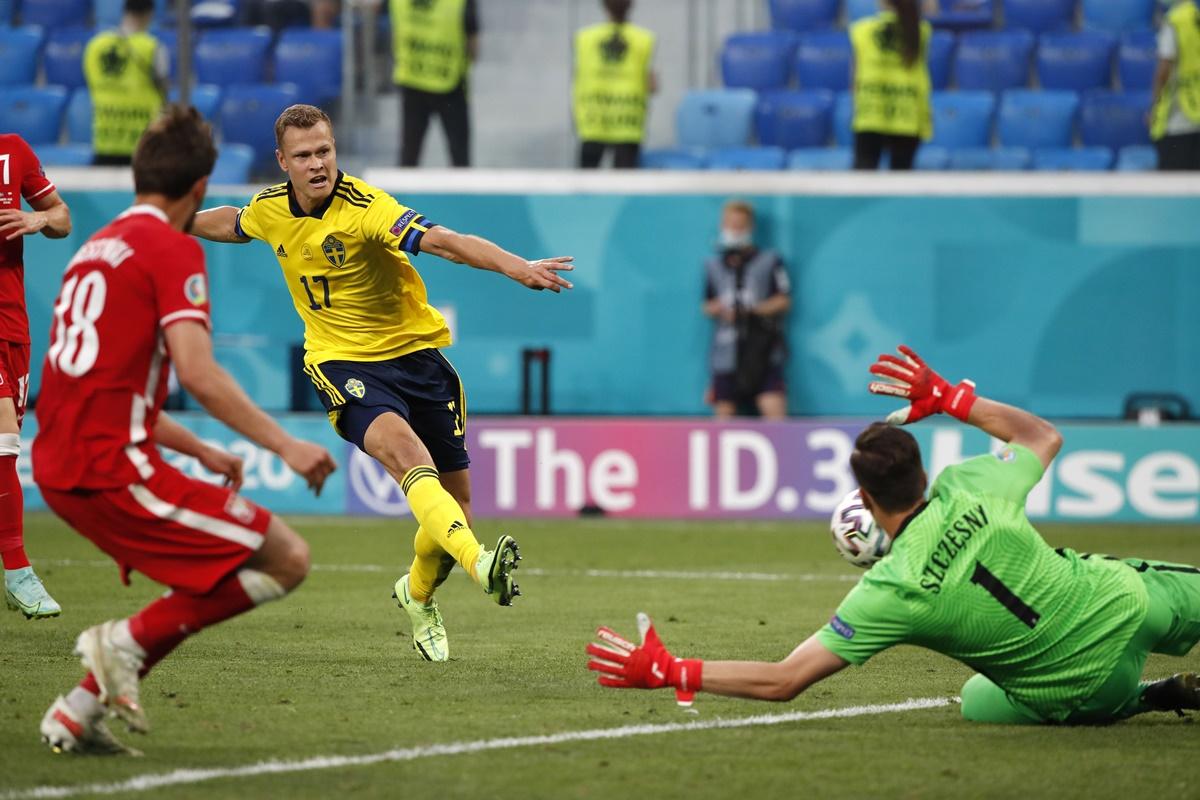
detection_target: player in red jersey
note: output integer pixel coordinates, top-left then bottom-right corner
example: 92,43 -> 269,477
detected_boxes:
33,107 -> 337,755
0,133 -> 72,620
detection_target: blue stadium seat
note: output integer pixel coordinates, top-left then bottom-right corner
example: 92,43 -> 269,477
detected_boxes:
707,146 -> 787,171
17,0 -> 89,28
195,27 -> 272,86
676,89 -> 757,149
1116,144 -> 1156,171
1118,30 -> 1158,91
218,83 -> 300,166
211,143 -> 255,183
93,0 -> 122,28
955,29 -> 1035,91
1082,0 -> 1155,34
43,27 -> 93,91
997,89 -> 1079,148
915,145 -> 951,170
0,0 -> 11,24
787,147 -> 853,170
929,91 -> 997,148
1036,31 -> 1117,92
948,146 -> 1032,169
65,87 -> 90,143
721,32 -> 797,91
640,148 -> 708,170
928,30 -> 957,91
1080,90 -> 1152,149
795,30 -> 852,92
833,90 -> 853,146
0,27 -> 44,86
272,28 -> 342,105
36,143 -> 92,165
153,28 -> 178,79
0,86 -> 68,144
1002,0 -> 1075,33
768,0 -> 839,32
1032,146 -> 1114,170
168,84 -> 222,120
846,0 -> 877,23
755,89 -> 834,149
929,0 -> 995,31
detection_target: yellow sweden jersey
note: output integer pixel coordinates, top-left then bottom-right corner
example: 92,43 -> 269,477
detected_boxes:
234,171 -> 450,366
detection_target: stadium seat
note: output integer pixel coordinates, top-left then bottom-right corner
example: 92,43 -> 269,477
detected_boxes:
676,89 -> 757,149
928,0 -> 995,31
1118,30 -> 1158,91
1116,144 -> 1157,171
17,0 -> 89,28
0,86 -> 69,144
0,0 -> 11,24
1080,90 -> 1152,149
0,27 -> 44,86
787,147 -> 853,170
707,146 -> 787,171
845,0 -> 877,23
754,89 -> 834,149
43,27 -> 94,91
929,91 -> 997,148
1082,0 -> 1155,34
1002,0 -> 1075,33
1032,146 -> 1114,170
640,148 -> 708,170
94,0 -> 123,28
218,82 -> 300,166
915,145 -> 951,170
191,0 -> 239,28
768,0 -> 839,32
721,32 -> 797,92
833,91 -> 853,146
195,27 -> 272,86
168,84 -> 222,120
211,143 -> 255,183
1036,31 -> 1117,92
65,87 -> 90,143
795,30 -> 852,92
928,30 -> 957,91
272,28 -> 343,105
948,146 -> 1032,170
954,29 -> 1035,91
997,89 -> 1080,148
153,28 -> 178,79
36,143 -> 93,165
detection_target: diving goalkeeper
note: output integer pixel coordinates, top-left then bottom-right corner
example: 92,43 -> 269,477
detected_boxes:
587,346 -> 1200,724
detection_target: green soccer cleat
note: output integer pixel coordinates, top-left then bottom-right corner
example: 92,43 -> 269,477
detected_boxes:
393,574 -> 449,662
1141,673 -> 1200,715
474,535 -> 522,606
75,621 -> 148,733
5,567 -> 62,619
40,695 -> 142,757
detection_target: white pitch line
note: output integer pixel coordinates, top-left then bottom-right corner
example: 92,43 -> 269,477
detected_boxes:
2,697 -> 953,800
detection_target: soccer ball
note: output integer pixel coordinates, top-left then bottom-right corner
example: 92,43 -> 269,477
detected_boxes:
830,489 -> 891,568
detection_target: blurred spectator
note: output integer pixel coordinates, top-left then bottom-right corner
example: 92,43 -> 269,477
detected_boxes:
391,0 -> 479,167
572,0 -> 657,169
240,0 -> 316,30
83,0 -> 167,166
1150,0 -> 1200,170
702,201 -> 791,420
850,0 -> 933,170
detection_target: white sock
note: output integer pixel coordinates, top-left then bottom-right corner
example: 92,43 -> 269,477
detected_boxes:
66,686 -> 104,721
108,618 -> 148,659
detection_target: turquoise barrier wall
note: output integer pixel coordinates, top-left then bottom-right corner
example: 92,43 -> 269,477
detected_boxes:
21,190 -> 1200,416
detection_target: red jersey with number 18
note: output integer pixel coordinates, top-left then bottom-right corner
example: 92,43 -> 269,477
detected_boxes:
32,205 -> 211,491
0,133 -> 56,344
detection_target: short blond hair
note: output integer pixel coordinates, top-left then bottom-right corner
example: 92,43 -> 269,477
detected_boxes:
274,104 -> 333,149
722,199 -> 755,224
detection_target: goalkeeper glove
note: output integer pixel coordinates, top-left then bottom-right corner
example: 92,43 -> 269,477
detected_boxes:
868,345 -> 977,425
587,613 -> 703,707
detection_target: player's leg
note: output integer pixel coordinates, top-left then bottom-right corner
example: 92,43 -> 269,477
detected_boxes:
400,87 -> 434,167
959,673 -> 1046,725
755,366 -> 788,420
711,373 -> 738,419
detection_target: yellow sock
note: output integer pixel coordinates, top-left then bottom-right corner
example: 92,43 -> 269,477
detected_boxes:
402,467 -> 483,586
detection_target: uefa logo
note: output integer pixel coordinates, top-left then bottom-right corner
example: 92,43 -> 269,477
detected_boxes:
347,448 -> 411,516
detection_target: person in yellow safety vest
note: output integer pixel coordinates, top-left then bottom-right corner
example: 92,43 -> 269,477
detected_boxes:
83,0 -> 168,166
390,0 -> 479,167
849,0 -> 932,171
572,0 -> 658,169
1150,0 -> 1200,170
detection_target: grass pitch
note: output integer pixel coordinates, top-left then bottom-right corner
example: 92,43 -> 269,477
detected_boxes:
2,513 -> 1198,799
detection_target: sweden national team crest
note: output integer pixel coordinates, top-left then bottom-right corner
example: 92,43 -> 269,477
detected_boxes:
344,377 -> 366,399
322,234 -> 347,268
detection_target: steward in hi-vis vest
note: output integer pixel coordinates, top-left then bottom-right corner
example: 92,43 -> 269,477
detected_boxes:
1150,0 -> 1200,171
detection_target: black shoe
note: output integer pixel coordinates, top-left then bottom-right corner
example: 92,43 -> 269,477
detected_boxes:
1141,673 -> 1200,716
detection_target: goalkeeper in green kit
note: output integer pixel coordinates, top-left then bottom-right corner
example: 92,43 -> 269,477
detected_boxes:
587,346 -> 1200,724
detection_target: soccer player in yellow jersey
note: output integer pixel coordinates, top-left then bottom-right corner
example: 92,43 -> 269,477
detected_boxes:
191,105 -> 574,662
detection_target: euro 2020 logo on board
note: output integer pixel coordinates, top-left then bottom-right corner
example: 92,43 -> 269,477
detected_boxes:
347,447 -> 411,516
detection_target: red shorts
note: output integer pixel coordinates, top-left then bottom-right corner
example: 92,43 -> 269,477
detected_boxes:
0,340 -> 30,425
40,462 -> 272,595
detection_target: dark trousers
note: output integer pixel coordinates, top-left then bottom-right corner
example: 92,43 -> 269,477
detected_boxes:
400,82 -> 470,167
853,132 -> 920,171
579,141 -> 641,169
93,154 -> 132,166
1156,132 -> 1200,171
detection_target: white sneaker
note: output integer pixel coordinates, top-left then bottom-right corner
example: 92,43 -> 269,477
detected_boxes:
40,695 -> 142,756
75,621 -> 148,733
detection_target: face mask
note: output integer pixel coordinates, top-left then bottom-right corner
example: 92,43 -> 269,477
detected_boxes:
720,229 -> 753,250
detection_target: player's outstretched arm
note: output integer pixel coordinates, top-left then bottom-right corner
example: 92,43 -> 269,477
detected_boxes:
964,398 -> 1063,470
191,206 -> 252,244
154,412 -> 245,490
419,226 -> 574,293
164,321 -> 337,494
0,189 -> 71,240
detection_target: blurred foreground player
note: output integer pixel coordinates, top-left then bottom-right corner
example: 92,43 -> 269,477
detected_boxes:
588,346 -> 1200,724
0,133 -> 72,619
34,107 -> 336,755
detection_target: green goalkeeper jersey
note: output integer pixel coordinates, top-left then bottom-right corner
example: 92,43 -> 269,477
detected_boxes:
817,444 -> 1149,721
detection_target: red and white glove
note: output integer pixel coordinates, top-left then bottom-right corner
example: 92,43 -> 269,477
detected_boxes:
586,613 -> 703,707
868,345 -> 977,425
